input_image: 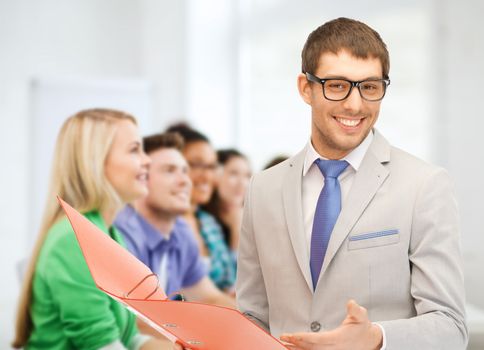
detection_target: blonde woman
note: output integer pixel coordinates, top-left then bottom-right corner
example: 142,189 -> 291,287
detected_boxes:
13,109 -> 182,350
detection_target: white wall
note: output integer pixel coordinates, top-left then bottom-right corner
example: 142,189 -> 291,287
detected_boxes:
184,0 -> 240,147
442,0 -> 484,307
139,0 -> 187,128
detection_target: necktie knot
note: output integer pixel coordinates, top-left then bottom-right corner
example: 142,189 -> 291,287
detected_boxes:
315,159 -> 349,179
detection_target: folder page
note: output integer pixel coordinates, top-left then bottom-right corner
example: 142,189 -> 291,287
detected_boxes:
58,197 -> 288,350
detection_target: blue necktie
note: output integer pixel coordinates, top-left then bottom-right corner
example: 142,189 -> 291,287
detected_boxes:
310,159 -> 349,290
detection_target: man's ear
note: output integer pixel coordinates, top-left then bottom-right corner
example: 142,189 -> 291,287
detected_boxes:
297,73 -> 313,105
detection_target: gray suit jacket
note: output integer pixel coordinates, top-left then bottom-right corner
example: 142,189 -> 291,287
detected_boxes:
236,130 -> 468,349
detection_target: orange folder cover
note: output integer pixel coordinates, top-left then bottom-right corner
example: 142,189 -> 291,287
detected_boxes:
58,197 -> 288,350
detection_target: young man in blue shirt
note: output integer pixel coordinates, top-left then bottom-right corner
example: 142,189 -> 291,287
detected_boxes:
115,132 -> 234,309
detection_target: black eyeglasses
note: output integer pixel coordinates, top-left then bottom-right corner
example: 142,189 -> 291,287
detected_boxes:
305,72 -> 390,102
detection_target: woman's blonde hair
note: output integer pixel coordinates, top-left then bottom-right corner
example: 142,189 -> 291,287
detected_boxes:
12,108 -> 137,348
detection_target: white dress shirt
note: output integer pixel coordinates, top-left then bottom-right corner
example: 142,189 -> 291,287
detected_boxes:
301,131 -> 387,350
302,131 -> 373,256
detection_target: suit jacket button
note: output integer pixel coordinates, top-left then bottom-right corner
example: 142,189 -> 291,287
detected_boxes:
310,321 -> 321,332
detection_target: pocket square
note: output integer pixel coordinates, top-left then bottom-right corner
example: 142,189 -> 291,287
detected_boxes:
347,229 -> 400,250
349,229 -> 399,241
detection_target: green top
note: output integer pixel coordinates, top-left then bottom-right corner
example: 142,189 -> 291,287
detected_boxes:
27,211 -> 138,350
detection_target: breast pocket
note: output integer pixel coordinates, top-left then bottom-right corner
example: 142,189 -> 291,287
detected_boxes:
347,229 -> 400,250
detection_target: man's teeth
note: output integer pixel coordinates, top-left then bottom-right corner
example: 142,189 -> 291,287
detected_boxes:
336,117 -> 361,127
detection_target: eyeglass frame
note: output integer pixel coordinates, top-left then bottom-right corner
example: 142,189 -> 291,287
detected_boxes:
305,72 -> 391,102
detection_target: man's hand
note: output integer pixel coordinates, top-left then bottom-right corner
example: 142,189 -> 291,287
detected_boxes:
280,300 -> 382,350
181,276 -> 235,308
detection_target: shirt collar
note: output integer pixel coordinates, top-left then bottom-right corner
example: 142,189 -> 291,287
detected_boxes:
118,205 -> 176,251
137,213 -> 168,251
303,130 -> 374,176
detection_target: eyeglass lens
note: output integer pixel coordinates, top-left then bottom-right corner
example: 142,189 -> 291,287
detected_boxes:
323,79 -> 386,101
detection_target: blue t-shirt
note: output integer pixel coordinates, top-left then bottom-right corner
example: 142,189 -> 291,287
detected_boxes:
114,205 -> 207,298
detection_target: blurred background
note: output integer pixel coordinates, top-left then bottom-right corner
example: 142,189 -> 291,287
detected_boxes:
0,0 -> 483,348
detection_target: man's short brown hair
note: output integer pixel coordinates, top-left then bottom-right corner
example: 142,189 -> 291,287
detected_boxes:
301,17 -> 390,79
143,132 -> 184,154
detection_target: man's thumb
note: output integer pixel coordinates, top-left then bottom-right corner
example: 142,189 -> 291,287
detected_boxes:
346,299 -> 367,323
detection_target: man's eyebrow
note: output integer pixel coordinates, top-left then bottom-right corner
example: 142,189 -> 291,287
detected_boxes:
323,75 -> 383,80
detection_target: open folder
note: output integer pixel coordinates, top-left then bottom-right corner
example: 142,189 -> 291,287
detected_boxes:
58,197 -> 289,350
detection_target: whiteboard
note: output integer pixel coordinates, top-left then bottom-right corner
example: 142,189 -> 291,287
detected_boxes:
29,77 -> 154,241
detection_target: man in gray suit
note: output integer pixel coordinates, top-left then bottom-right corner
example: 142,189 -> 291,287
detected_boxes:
236,17 -> 467,350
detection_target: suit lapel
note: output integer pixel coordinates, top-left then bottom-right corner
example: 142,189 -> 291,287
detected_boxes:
319,131 -> 391,279
282,149 -> 314,292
